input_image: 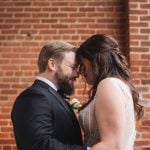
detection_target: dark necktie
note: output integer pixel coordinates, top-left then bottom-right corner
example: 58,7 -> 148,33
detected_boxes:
57,90 -> 75,112
57,90 -> 70,101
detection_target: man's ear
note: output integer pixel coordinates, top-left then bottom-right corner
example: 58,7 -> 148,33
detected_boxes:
47,58 -> 57,71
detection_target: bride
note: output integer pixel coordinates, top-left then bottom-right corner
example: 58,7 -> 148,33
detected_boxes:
77,34 -> 143,150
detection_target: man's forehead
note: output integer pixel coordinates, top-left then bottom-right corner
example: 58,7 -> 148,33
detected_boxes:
63,51 -> 76,63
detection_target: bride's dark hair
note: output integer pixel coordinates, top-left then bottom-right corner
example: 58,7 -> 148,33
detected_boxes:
76,34 -> 143,120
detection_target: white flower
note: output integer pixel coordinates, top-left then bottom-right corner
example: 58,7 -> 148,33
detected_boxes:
69,98 -> 82,109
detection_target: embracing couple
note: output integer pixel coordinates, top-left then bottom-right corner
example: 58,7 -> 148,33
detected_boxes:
11,34 -> 143,150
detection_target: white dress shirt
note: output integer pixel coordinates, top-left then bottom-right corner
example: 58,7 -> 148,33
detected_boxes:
36,76 -> 57,91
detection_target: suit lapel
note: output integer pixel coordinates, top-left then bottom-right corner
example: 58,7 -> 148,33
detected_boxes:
48,85 -> 79,123
48,87 -> 72,115
34,80 -> 77,122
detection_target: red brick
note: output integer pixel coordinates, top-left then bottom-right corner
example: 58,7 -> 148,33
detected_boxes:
0,133 -> 9,138
141,29 -> 150,34
23,19 -> 40,23
141,41 -> 150,46
140,16 -> 150,21
7,8 -> 23,12
39,30 -> 57,34
21,42 -> 38,47
130,53 -> 140,59
68,2 -> 86,6
24,8 -> 41,12
3,146 -> 12,150
51,24 -> 68,28
135,141 -> 150,146
142,120 -> 150,126
0,114 -> 10,119
20,53 -> 37,58
2,66 -> 20,71
15,13 -> 31,18
78,18 -> 95,23
130,35 -> 149,40
139,126 -> 150,132
14,2 -> 31,6
143,94 -> 150,99
130,9 -> 148,15
15,24 -> 31,29
2,78 -> 19,83
130,22 -> 148,27
69,13 -> 86,17
0,84 -> 10,88
141,54 -> 150,59
25,71 -> 34,76
11,84 -> 28,89
59,30 -> 76,34
1,90 -> 17,95
130,47 -> 149,52
41,19 -> 58,23
141,80 -> 150,85
20,78 -> 34,83
0,139 -> 15,145
77,30 -> 95,34
1,107 -> 12,113
140,4 -> 150,9
129,15 -> 138,21
0,36 -> 6,40
0,96 -> 8,101
79,8 -> 95,12
0,25 -> 13,29
130,0 -> 147,2
130,66 -> 140,72
0,2 -> 14,7
70,24 -> 87,28
51,2 -> 68,6
141,66 -> 150,73
137,87 -> 149,92
5,19 -> 21,23
32,13 -> 49,18
0,121 -> 9,126
60,8 -> 77,12
51,13 -> 67,18
2,30 -> 18,34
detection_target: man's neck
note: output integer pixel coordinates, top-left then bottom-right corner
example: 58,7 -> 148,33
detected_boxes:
37,74 -> 58,91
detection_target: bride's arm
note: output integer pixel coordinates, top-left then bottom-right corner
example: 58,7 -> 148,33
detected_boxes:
91,78 -> 126,150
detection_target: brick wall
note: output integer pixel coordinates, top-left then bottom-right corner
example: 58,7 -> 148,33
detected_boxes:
129,0 -> 150,149
0,0 -> 149,149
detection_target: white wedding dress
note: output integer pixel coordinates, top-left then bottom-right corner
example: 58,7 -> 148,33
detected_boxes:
79,78 -> 136,150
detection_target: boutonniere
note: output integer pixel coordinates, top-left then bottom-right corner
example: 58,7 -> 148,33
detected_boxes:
69,98 -> 82,110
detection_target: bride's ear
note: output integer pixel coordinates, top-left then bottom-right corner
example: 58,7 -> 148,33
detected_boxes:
47,58 -> 57,71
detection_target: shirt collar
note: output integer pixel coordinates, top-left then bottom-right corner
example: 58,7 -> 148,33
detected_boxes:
36,76 -> 57,91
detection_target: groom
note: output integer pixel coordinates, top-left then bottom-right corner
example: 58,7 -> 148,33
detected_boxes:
11,41 -> 86,150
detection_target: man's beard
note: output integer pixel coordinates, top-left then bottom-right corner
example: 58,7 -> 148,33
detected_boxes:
55,71 -> 74,96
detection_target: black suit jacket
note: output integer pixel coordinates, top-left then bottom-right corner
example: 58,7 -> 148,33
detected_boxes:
11,80 -> 86,150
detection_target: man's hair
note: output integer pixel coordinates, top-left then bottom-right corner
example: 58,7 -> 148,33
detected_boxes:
38,41 -> 77,73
